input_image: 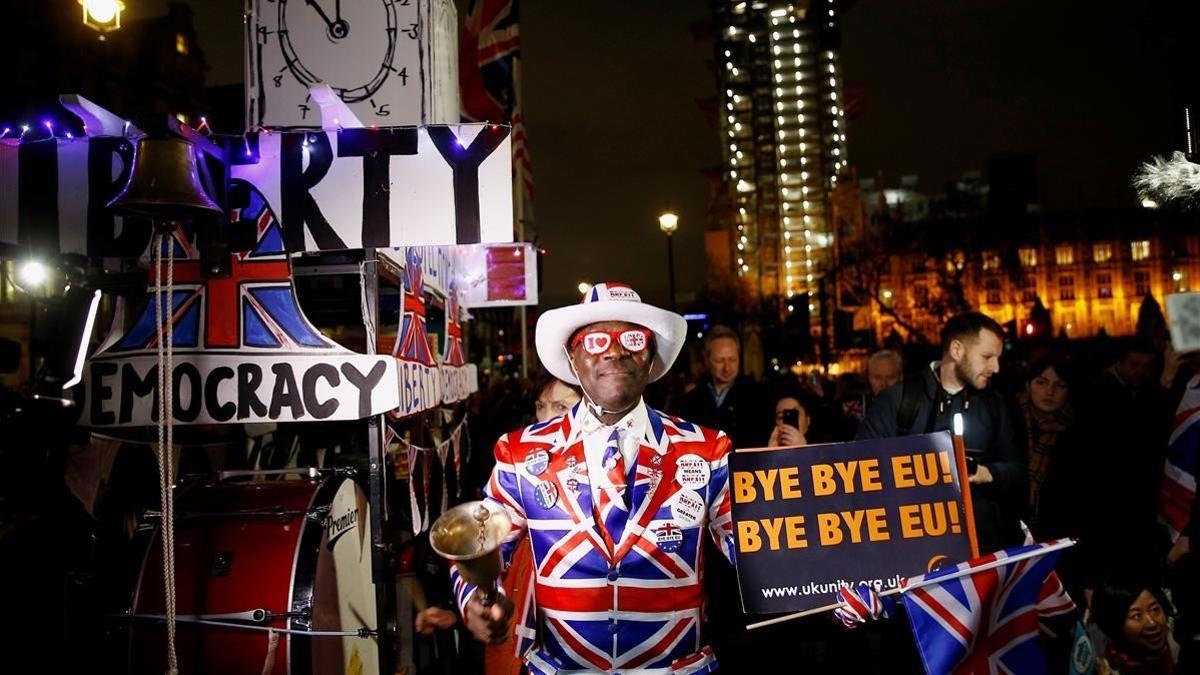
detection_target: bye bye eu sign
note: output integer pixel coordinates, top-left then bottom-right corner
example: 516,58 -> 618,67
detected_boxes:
729,432 -> 977,615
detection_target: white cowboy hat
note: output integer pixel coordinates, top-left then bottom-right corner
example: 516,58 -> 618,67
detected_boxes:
536,282 -> 687,385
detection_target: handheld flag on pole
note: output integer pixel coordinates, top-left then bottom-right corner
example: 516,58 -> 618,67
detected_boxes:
899,539 -> 1074,675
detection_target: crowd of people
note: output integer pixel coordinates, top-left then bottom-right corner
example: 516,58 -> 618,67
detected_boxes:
464,296 -> 1198,674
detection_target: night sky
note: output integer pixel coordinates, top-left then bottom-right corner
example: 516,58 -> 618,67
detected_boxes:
136,1 -> 1194,310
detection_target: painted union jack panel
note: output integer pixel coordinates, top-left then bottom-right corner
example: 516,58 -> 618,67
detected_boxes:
79,182 -> 399,426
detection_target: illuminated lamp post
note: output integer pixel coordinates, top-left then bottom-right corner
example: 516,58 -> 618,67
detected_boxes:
658,212 -> 679,310
80,0 -> 125,35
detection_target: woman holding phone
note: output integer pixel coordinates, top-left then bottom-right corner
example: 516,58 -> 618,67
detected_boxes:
767,395 -> 811,448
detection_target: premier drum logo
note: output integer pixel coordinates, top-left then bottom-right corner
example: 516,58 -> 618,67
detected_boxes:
326,505 -> 360,550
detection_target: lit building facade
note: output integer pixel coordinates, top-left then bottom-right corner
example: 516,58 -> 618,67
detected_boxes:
847,210 -> 1200,344
712,0 -> 848,308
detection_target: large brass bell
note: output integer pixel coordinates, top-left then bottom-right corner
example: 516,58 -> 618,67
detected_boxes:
107,137 -> 222,219
429,500 -> 512,605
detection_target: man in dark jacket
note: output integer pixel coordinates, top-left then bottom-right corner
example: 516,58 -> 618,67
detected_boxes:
1073,340 -> 1172,584
673,324 -> 769,668
857,312 -> 1024,554
678,325 -> 770,449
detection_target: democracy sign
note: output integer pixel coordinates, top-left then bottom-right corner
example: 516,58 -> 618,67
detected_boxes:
729,432 -> 976,615
80,353 -> 398,426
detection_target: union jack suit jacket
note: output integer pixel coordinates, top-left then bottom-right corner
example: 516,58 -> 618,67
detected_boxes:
452,402 -> 737,674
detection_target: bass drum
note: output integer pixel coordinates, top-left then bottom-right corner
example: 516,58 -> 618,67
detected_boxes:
128,474 -> 379,675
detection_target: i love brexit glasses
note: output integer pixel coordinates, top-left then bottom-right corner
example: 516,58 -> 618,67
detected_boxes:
570,327 -> 654,355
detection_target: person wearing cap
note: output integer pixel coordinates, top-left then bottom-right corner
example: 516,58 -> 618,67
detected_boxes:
450,282 -> 736,674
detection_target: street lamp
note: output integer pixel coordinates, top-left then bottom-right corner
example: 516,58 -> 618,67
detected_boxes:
16,260 -> 48,292
658,212 -> 679,310
80,0 -> 125,34
577,281 -> 591,295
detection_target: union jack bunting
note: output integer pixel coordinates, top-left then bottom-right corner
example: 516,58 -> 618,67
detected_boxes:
900,539 -> 1073,675
394,248 -> 435,365
452,402 -> 733,673
109,183 -> 333,353
443,288 -> 466,367
1161,375 -> 1200,540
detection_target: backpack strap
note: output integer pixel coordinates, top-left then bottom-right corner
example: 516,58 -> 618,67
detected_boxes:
895,375 -> 924,436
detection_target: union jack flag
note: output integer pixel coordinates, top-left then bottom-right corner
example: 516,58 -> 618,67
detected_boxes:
1018,521 -> 1077,639
461,0 -> 532,203
1161,375 -> 1200,540
900,539 -> 1073,675
442,288 -> 466,367
110,183 -> 332,353
394,248 -> 435,365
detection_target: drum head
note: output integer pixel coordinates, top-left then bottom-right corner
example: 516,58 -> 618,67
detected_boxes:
297,477 -> 379,675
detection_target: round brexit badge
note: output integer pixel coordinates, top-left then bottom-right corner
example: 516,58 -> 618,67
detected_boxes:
533,480 -> 559,509
525,450 -> 549,476
670,489 -> 706,527
674,454 -> 711,489
655,523 -> 684,553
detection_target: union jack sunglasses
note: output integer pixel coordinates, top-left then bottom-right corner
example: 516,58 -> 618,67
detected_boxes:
570,327 -> 654,355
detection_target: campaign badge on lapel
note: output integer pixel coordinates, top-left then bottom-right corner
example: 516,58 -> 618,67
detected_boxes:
525,450 -> 550,476
655,523 -> 684,553
674,454 -> 710,489
534,480 -> 559,509
650,454 -> 662,467
671,490 -> 706,527
566,478 -> 580,493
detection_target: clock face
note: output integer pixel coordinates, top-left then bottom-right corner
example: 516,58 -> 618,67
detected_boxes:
278,0 -> 398,103
246,0 -> 421,127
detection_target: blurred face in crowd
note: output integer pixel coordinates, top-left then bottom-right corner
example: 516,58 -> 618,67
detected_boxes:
1027,366 -> 1068,414
706,337 -> 740,390
774,397 -> 810,434
1121,590 -> 1168,653
1115,350 -> 1156,389
569,321 -> 654,414
948,329 -> 1003,390
535,380 -> 582,422
868,356 -> 902,396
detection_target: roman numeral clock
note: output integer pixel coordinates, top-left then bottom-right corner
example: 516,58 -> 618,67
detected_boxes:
246,0 -> 426,127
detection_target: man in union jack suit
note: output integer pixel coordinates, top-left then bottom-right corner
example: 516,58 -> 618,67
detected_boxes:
452,282 -> 736,673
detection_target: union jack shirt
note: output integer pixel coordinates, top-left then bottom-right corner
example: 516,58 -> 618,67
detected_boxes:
452,402 -> 735,673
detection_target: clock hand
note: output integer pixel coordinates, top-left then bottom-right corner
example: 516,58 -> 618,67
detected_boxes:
303,0 -> 336,30
335,0 -> 342,23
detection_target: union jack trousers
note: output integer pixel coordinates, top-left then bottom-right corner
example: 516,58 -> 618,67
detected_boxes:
452,402 -> 736,673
